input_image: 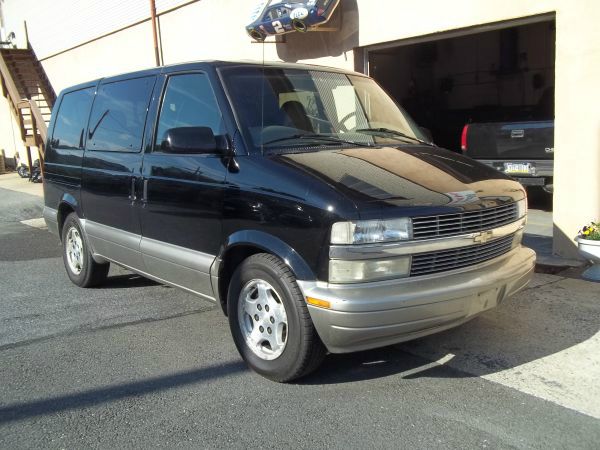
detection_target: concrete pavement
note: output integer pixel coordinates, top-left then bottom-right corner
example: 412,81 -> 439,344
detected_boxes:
0,172 -> 43,198
399,274 -> 600,419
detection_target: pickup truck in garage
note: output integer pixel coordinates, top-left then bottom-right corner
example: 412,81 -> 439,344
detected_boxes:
460,119 -> 554,193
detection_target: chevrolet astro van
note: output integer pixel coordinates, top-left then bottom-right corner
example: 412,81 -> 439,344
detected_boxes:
43,61 -> 535,381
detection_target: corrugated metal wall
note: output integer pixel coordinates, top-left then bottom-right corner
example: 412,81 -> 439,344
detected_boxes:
2,0 -> 193,58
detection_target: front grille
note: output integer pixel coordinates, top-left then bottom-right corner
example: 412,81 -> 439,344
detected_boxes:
412,203 -> 518,240
410,234 -> 514,277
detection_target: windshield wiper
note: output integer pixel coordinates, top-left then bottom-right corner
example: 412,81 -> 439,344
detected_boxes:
355,127 -> 433,146
263,133 -> 375,148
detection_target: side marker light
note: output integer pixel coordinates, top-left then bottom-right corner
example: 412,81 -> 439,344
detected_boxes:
306,297 -> 331,309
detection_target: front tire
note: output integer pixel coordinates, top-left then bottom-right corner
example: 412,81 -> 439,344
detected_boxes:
227,253 -> 326,382
61,213 -> 109,287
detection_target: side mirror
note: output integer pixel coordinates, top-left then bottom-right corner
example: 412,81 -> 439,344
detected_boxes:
160,127 -> 219,154
419,126 -> 434,144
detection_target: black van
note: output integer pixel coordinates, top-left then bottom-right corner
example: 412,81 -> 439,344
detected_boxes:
43,61 -> 535,381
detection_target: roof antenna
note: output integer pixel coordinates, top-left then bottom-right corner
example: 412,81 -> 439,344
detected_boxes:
260,35 -> 265,156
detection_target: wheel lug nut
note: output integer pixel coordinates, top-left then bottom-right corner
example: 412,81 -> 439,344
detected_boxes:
265,305 -> 270,312
254,314 -> 259,321
270,317 -> 275,323
267,327 -> 272,334
257,305 -> 262,311
259,326 -> 265,333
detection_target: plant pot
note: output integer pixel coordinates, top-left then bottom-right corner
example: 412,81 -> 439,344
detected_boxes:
576,236 -> 600,282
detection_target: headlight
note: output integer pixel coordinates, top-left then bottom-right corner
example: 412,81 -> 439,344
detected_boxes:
329,257 -> 411,283
331,218 -> 412,244
516,198 -> 527,219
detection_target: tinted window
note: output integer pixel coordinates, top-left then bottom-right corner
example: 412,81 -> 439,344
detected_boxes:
87,76 -> 155,152
154,73 -> 225,151
51,87 -> 95,150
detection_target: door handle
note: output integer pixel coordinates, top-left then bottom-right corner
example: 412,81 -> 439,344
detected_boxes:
129,176 -> 137,201
142,178 -> 148,203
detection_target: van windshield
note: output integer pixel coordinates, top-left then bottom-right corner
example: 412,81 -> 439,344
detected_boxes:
220,67 -> 428,154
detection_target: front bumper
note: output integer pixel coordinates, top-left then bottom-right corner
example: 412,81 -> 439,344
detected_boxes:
298,246 -> 535,353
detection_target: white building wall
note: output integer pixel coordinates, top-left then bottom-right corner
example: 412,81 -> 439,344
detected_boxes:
158,0 -> 280,65
1,0 -> 191,59
41,21 -> 157,93
358,0 -> 558,47
0,90 -> 28,165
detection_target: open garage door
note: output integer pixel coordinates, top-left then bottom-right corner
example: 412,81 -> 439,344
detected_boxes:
366,15 -> 555,208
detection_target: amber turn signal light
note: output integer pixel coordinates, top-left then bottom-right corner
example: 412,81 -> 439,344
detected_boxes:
306,297 -> 331,309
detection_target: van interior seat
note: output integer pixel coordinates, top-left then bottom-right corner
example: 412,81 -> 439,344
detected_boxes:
280,101 -> 314,133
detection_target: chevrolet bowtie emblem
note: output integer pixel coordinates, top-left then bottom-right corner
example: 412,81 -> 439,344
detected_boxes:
474,230 -> 494,244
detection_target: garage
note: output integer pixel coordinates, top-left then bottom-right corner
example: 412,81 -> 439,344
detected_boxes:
365,15 -> 555,209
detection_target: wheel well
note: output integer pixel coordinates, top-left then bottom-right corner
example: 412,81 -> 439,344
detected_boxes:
57,203 -> 75,240
218,245 -> 265,315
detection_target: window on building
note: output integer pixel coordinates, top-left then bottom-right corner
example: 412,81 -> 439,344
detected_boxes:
154,73 -> 224,151
87,76 -> 156,152
51,87 -> 95,150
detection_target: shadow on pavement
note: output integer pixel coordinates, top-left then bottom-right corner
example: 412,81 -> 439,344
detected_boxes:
0,361 -> 247,424
300,346 -> 466,385
99,273 -> 161,289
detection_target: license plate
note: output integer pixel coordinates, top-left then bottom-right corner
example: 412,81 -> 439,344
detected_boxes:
504,162 -> 534,175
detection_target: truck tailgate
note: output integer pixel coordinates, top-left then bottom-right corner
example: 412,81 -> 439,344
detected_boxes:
465,120 -> 554,160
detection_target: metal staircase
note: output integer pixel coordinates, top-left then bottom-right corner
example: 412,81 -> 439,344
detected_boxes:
0,44 -> 55,172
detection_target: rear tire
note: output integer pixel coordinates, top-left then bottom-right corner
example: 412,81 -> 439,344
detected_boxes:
61,213 -> 109,288
227,253 -> 326,382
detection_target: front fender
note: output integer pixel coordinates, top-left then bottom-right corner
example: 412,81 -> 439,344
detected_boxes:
216,229 -> 316,281
211,229 -> 317,314
60,193 -> 80,215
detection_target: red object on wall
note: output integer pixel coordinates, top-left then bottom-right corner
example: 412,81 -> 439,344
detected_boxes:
461,124 -> 469,151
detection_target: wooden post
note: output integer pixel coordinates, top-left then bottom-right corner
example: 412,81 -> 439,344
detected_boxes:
149,0 -> 161,67
24,20 -> 30,49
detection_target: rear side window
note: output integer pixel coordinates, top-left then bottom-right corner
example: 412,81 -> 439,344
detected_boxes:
87,76 -> 155,152
51,87 -> 95,150
154,73 -> 225,151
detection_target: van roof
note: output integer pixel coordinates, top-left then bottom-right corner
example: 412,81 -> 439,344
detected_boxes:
60,60 -> 365,94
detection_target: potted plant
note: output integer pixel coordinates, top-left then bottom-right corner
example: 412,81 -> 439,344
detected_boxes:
576,220 -> 600,282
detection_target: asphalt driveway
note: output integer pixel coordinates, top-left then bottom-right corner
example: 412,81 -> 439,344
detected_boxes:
0,175 -> 599,449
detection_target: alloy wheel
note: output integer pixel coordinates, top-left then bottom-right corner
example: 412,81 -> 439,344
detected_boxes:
238,279 -> 288,360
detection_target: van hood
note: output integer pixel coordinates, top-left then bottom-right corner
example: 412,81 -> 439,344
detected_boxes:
272,145 -> 525,220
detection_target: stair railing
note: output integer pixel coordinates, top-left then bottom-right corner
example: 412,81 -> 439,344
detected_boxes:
0,51 -> 26,140
28,99 -> 48,147
0,50 -> 48,174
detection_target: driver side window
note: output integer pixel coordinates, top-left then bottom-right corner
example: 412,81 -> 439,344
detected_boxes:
154,73 -> 225,152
